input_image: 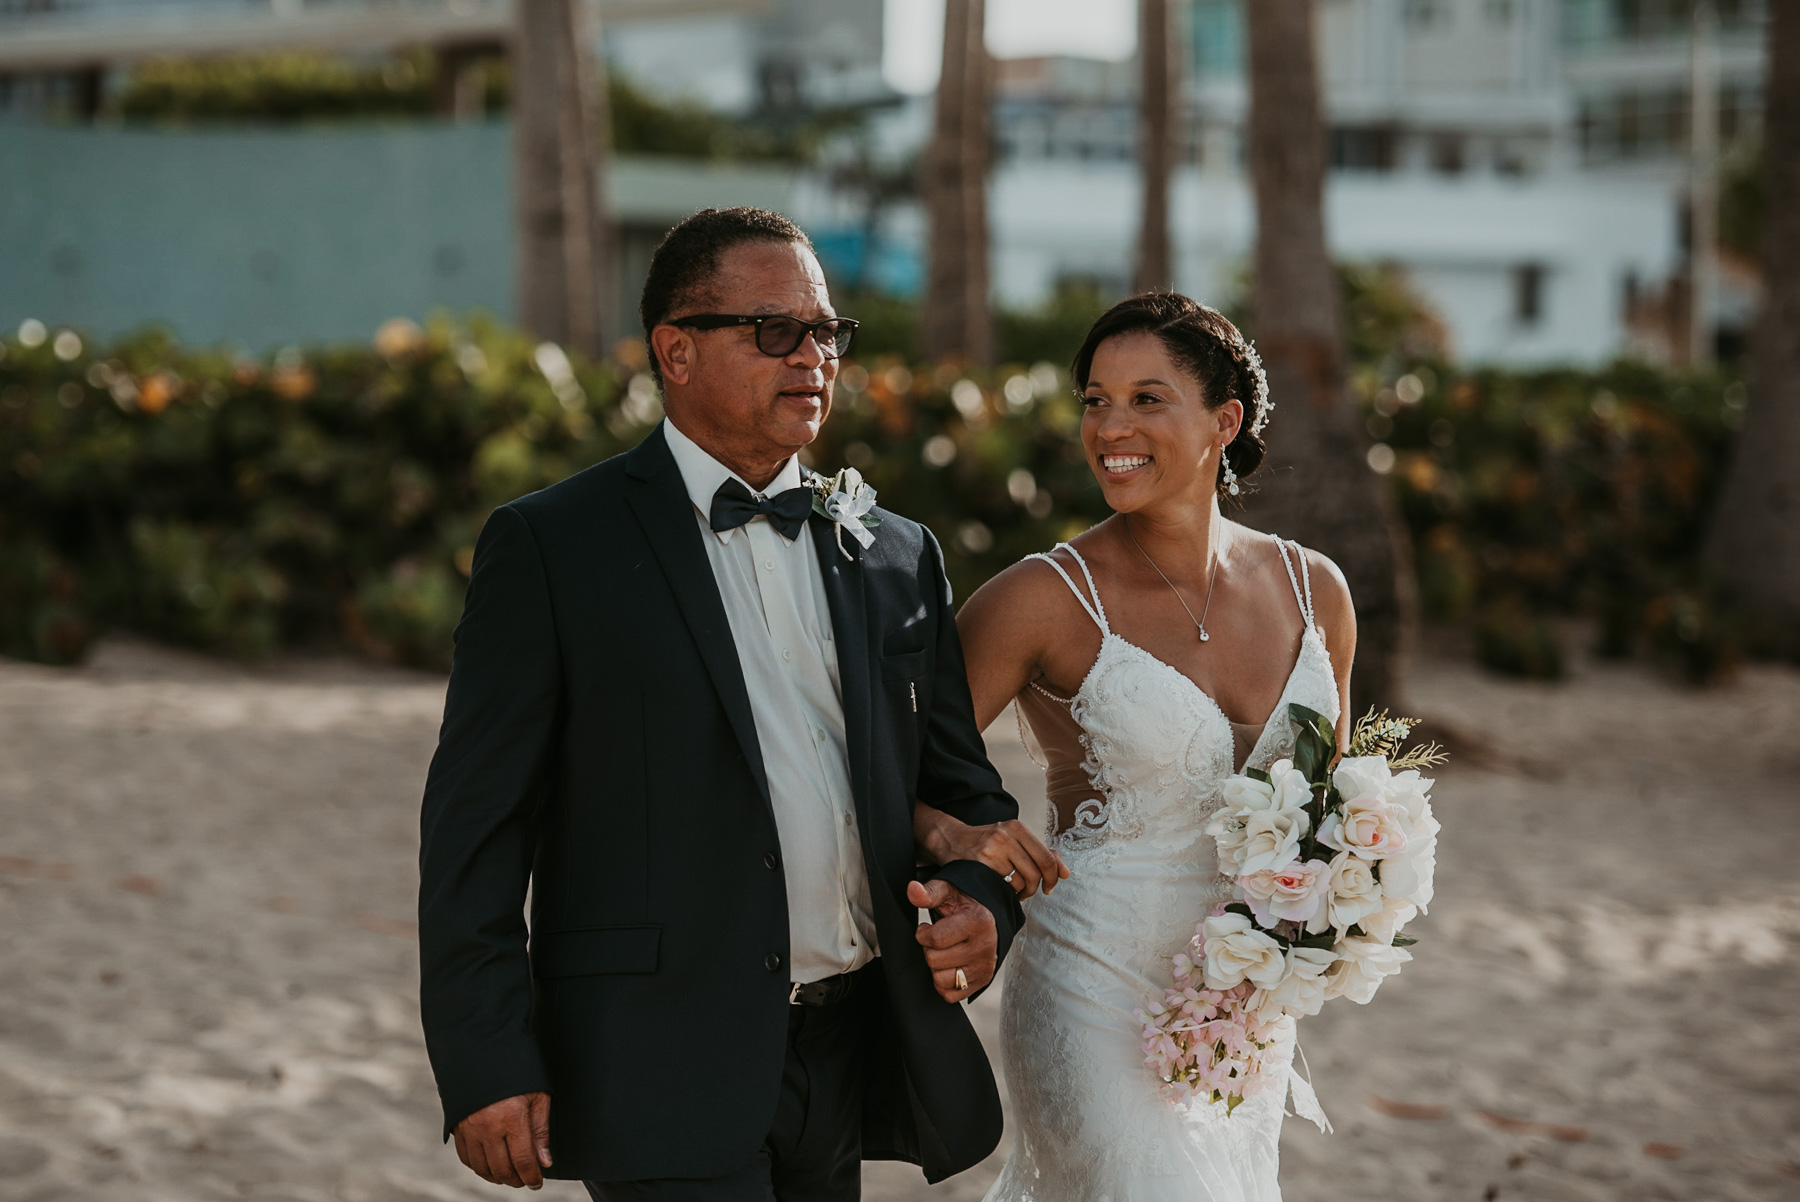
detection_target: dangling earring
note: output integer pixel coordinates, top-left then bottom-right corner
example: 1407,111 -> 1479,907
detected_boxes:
1221,445 -> 1240,496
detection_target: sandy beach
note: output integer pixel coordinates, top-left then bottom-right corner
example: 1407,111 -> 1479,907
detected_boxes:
1,635 -> 1796,1201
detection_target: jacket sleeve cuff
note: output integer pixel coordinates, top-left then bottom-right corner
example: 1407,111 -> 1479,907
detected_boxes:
924,858 -> 1026,997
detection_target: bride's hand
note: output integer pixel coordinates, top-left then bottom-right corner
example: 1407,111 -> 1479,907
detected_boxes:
914,805 -> 1070,897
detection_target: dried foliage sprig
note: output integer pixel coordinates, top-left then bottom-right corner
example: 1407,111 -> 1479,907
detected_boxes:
1347,708 -> 1448,770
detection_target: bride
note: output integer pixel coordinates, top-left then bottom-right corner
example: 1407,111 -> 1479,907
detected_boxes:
914,293 -> 1357,1200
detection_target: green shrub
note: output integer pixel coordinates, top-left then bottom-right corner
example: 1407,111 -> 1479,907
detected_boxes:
0,315 -> 637,670
0,317 -> 1744,681
1364,361 -> 1744,679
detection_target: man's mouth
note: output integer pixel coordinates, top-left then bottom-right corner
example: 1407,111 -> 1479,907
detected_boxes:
1100,454 -> 1152,476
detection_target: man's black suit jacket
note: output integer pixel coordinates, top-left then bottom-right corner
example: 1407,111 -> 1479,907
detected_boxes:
418,424 -> 1025,1185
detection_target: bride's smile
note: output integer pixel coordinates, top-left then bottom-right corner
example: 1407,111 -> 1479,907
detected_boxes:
1080,330 -> 1243,517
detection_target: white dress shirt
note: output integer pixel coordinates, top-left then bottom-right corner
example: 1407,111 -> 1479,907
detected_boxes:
662,419 -> 879,983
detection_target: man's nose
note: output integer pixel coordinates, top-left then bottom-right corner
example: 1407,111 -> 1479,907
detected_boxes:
786,330 -> 829,369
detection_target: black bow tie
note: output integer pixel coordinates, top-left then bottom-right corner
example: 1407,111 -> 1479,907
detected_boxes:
709,478 -> 814,542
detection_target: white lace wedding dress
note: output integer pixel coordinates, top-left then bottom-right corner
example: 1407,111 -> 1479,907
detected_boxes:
984,537 -> 1338,1202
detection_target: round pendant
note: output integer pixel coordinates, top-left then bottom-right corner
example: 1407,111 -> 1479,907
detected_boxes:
1199,629 -> 1210,642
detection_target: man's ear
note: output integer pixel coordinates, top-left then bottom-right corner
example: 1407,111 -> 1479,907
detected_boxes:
650,325 -> 695,387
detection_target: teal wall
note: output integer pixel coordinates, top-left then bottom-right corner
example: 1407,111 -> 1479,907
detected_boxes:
0,120 -> 514,350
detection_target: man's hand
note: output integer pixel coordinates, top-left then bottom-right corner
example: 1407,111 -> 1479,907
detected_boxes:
909,878 -> 998,1003
453,1090 -> 552,1189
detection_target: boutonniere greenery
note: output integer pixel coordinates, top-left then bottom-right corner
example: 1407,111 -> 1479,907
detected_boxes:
808,467 -> 881,559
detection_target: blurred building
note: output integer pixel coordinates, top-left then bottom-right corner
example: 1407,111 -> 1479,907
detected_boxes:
603,0 -> 886,112
976,0 -> 1767,366
0,0 -> 883,347
0,0 -> 1768,365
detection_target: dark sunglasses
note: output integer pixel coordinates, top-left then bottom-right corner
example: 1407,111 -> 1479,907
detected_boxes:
672,313 -> 859,360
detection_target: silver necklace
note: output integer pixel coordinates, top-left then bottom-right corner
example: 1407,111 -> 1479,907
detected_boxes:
1125,516 -> 1220,642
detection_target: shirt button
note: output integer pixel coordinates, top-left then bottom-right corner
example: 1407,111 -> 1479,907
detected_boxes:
782,648 -> 792,662
843,813 -> 853,827
764,952 -> 782,973
814,729 -> 825,743
764,851 -> 779,870
763,559 -> 776,572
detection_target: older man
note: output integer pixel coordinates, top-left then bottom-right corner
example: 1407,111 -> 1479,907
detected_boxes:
418,207 -> 1024,1202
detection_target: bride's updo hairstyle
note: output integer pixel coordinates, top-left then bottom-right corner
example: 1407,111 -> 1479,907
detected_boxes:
1070,292 -> 1270,499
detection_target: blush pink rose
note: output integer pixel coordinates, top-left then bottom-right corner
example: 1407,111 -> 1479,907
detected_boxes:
1237,859 -> 1331,928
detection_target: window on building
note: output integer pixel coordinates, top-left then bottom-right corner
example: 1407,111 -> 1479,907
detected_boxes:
1331,126 -> 1398,171
1403,0 -> 1451,30
1431,134 -> 1467,175
1514,264 -> 1545,325
1495,143 -> 1531,176
1189,0 -> 1245,78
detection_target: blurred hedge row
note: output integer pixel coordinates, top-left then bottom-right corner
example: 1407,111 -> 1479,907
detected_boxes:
0,316 -> 1743,679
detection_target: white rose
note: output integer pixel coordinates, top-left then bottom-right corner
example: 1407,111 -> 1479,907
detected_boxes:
1200,912 -> 1287,990
1383,769 -> 1436,829
1324,850 -> 1384,935
1220,773 -> 1274,814
1251,946 -> 1338,1020
1379,841 -> 1436,912
1360,895 -> 1419,943
1266,760 -> 1315,812
1237,808 -> 1310,875
1238,859 -> 1331,929
1332,754 -> 1392,804
1324,936 -> 1413,1004
1204,809 -> 1251,875
1317,795 -> 1409,860
1222,760 -> 1312,816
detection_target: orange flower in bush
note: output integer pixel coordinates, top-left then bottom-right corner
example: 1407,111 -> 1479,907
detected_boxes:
138,372 -> 180,415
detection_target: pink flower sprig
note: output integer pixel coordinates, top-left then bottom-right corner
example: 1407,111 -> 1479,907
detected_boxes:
1133,919 -> 1282,1111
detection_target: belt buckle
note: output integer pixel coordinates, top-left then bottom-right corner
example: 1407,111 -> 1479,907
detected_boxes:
788,981 -> 804,1006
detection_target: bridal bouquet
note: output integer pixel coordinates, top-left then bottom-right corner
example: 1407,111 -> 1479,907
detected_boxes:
1136,705 -> 1445,1109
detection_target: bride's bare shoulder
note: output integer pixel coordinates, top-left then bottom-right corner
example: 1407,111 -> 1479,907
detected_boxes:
1299,547 -> 1354,636
958,545 -> 1102,636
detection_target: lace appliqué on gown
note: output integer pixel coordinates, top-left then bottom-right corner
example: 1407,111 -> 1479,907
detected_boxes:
985,537 -> 1338,1202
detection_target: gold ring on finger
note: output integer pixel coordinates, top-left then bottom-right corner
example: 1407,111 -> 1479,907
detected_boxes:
954,967 -> 968,991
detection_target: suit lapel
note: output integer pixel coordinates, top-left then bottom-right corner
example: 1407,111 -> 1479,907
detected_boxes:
811,517 -> 872,823
623,427 -> 771,809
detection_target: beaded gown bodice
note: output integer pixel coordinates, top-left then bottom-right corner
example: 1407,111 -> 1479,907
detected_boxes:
984,537 -> 1338,1202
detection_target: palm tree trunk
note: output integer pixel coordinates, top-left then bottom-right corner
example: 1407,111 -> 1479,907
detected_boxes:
1703,1 -> 1800,651
515,0 -> 614,357
922,0 -> 992,363
1134,0 -> 1178,294
1241,0 -> 1413,714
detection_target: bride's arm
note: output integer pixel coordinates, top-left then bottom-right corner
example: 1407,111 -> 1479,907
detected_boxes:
1303,550 -> 1359,752
913,562 -> 1070,896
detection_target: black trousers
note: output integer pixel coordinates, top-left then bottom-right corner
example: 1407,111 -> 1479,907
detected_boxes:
585,986 -> 867,1202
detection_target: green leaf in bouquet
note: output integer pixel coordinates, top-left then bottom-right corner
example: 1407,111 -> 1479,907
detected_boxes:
1287,702 -> 1335,783
1290,929 -> 1338,951
1223,902 -> 1256,923
1244,766 -> 1272,785
1392,934 -> 1419,947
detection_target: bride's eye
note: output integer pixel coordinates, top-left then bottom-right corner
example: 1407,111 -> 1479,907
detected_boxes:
1136,392 -> 1165,406
1080,394 -> 1106,408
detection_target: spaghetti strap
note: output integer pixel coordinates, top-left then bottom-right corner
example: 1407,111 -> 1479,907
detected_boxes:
1026,543 -> 1111,635
1271,534 -> 1317,631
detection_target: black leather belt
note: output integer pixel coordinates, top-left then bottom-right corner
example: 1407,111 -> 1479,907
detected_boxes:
788,970 -> 859,1006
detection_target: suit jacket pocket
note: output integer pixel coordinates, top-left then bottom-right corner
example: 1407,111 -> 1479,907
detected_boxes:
879,650 -> 927,682
530,925 -> 661,977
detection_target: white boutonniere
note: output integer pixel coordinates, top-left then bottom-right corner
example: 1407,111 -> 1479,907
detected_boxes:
808,467 -> 882,559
